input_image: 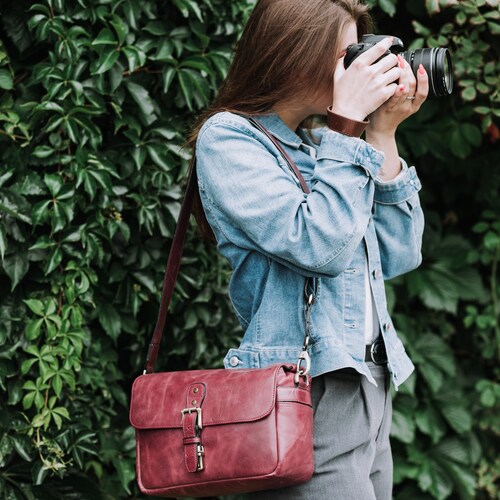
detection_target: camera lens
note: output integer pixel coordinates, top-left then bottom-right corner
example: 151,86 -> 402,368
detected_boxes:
401,48 -> 453,97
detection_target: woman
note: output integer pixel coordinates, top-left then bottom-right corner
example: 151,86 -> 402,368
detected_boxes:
189,0 -> 428,498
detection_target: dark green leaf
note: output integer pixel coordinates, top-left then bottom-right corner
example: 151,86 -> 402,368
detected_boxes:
0,69 -> 14,90
92,28 -> 116,46
31,461 -> 49,486
97,302 -> 122,341
11,435 -> 32,462
45,248 -> 63,275
125,81 -> 157,124
0,225 -> 6,260
92,48 -> 120,75
3,252 -> 29,290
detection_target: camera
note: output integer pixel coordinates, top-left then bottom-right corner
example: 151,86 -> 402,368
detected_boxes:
344,34 -> 453,98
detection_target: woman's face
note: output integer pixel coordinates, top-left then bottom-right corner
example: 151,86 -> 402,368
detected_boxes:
309,21 -> 358,115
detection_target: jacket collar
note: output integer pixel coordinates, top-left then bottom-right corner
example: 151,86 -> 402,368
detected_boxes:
254,114 -> 303,149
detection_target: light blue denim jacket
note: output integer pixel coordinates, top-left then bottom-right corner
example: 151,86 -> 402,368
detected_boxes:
196,112 -> 424,389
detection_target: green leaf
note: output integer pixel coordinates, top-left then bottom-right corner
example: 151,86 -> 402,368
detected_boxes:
146,144 -> 172,171
21,357 -> 38,375
144,20 -> 169,36
125,81 -> 157,124
45,248 -> 63,275
11,435 -> 32,462
178,69 -> 193,110
32,200 -> 52,227
25,319 -> 43,340
92,48 -> 120,75
419,460 -> 453,499
7,379 -> 23,405
415,405 -> 446,444
32,145 -> 55,158
0,434 -> 14,468
173,0 -> 189,18
97,302 -> 122,340
52,406 -> 69,419
0,69 -> 14,90
35,101 -> 64,113
162,66 -> 176,94
0,225 -> 6,260
461,86 -> 477,101
425,0 -> 440,14
461,123 -> 482,146
22,391 -> 36,411
113,457 -> 135,495
31,461 -> 49,486
44,173 -> 63,196
122,46 -> 145,73
391,407 -> 415,443
0,191 -> 32,224
379,0 -> 396,16
435,386 -> 472,434
91,28 -> 116,46
110,16 -> 128,45
3,252 -> 29,290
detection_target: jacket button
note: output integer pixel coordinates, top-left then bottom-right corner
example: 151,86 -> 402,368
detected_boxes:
372,269 -> 382,279
384,322 -> 391,332
229,356 -> 239,367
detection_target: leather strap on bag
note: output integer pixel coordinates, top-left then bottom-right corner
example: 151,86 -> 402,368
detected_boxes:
144,116 -> 313,374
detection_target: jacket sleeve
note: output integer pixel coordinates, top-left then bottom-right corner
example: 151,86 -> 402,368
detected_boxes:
372,160 -> 424,280
196,115 -> 386,277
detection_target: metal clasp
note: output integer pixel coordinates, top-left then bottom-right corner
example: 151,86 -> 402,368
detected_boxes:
196,444 -> 205,471
294,350 -> 311,385
181,407 -> 203,430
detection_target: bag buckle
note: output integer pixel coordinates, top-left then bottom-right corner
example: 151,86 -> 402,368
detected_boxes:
181,408 -> 204,471
181,407 -> 203,430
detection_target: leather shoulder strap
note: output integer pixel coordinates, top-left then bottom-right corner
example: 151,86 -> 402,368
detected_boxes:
243,116 -> 310,194
144,117 -> 310,373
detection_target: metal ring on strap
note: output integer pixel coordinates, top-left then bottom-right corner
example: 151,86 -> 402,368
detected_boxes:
294,351 -> 311,385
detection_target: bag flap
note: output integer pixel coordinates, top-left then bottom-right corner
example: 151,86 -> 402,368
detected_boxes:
130,364 -> 285,430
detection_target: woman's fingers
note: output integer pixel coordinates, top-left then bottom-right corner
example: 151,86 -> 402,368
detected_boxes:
371,53 -> 398,75
334,55 -> 346,84
380,66 -> 401,88
414,64 -> 429,108
355,37 -> 394,66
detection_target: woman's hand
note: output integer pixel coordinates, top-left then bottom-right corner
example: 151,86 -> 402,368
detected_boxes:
366,56 -> 429,136
331,37 -> 402,122
365,59 -> 429,181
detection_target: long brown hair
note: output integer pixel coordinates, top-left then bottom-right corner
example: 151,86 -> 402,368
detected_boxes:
188,0 -> 372,239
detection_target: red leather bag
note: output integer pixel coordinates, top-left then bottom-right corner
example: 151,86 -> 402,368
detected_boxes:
129,118 -> 314,497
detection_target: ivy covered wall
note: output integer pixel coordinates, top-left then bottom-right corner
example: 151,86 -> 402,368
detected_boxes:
0,0 -> 498,498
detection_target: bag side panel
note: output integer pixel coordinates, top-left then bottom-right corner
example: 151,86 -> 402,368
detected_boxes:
273,399 -> 314,484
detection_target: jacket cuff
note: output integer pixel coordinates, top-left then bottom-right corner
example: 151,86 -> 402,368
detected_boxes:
317,130 -> 385,178
374,161 -> 422,204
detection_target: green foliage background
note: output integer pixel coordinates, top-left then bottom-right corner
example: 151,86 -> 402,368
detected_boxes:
0,0 -> 498,498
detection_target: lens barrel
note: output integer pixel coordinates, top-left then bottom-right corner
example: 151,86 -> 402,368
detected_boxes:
400,48 -> 453,97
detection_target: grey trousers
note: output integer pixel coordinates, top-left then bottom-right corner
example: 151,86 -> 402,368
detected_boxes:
249,363 -> 393,500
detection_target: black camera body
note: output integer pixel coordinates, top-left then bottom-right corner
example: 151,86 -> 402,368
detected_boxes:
344,34 -> 453,98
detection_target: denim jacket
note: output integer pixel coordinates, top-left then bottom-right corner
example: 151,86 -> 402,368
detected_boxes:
196,112 -> 424,389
